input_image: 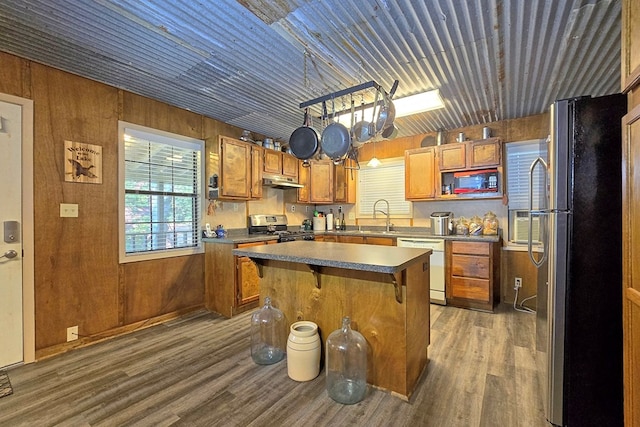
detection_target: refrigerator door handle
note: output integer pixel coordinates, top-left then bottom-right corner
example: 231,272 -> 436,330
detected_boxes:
528,156 -> 548,268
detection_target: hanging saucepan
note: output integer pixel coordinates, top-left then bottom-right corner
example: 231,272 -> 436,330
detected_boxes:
376,80 -> 399,132
381,123 -> 398,139
321,99 -> 351,160
289,108 -> 320,160
352,97 -> 372,145
376,96 -> 396,132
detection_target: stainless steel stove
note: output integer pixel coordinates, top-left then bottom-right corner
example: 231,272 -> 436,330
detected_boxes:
248,214 -> 315,242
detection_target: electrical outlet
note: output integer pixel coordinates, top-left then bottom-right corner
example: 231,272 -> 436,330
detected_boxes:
338,205 -> 343,212
291,205 -> 295,213
60,203 -> 79,218
514,277 -> 522,290
306,206 -> 309,212
349,212 -> 355,220
67,325 -> 78,342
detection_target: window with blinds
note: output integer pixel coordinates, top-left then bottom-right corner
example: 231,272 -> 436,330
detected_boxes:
119,122 -> 204,262
357,158 -> 412,218
506,138 -> 547,242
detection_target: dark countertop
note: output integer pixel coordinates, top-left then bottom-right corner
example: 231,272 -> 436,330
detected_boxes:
232,241 -> 432,274
204,228 -> 502,245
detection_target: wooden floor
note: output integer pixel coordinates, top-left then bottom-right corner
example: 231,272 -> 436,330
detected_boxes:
0,304 -> 546,426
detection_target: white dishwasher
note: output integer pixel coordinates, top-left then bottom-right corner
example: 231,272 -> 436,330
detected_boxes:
397,238 -> 446,305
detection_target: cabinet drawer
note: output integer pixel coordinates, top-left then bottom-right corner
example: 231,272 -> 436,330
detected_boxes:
451,254 -> 490,279
451,241 -> 490,256
450,277 -> 490,302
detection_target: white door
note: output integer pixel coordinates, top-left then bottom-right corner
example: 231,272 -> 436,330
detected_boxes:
0,100 -> 24,368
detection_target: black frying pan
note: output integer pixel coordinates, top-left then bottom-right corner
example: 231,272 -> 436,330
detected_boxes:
289,108 -> 320,160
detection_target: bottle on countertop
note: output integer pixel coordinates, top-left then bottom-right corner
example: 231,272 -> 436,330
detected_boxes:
336,207 -> 342,230
327,209 -> 334,231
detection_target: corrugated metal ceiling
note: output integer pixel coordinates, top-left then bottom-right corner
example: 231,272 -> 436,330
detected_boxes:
0,0 -> 621,142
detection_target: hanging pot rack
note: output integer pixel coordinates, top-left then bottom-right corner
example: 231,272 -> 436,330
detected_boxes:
299,80 -> 398,119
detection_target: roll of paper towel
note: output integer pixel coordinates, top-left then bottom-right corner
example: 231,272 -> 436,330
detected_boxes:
326,213 -> 334,230
313,217 -> 326,231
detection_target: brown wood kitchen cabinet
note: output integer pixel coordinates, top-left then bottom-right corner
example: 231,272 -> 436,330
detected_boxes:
297,159 -> 334,203
405,147 -> 437,200
205,240 -> 278,317
264,149 -> 299,181
334,158 -> 357,203
437,138 -> 501,171
218,136 -> 263,200
437,143 -> 467,171
445,240 -> 500,312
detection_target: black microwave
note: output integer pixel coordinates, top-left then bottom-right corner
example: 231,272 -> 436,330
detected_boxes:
453,169 -> 498,194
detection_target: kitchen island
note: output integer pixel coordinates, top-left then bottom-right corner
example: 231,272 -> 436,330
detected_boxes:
232,241 -> 432,399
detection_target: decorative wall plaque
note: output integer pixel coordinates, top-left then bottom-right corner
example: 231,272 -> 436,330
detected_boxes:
64,140 -> 102,184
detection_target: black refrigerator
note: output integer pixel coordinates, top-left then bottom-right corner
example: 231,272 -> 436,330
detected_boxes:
529,94 -> 625,426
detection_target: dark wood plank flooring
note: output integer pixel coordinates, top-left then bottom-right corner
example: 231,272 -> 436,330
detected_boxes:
0,304 -> 546,426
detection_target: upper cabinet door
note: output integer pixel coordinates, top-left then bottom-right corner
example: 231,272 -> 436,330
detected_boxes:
219,137 -> 251,199
282,153 -> 299,180
263,149 -> 282,174
622,0 -> 640,92
405,147 -> 437,200
251,146 -> 263,199
468,138 -> 502,168
438,144 -> 466,171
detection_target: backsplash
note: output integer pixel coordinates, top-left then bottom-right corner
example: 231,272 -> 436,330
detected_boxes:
204,186 -> 507,235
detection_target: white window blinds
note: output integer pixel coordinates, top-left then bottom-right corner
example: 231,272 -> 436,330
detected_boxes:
121,124 -> 203,257
506,139 -> 547,210
357,158 -> 412,217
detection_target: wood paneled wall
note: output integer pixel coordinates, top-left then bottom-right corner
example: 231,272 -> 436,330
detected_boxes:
1,50 -> 549,357
358,113 -> 548,162
0,51 -> 247,358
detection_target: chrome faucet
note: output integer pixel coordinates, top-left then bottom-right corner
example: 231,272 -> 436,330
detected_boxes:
373,198 -> 391,232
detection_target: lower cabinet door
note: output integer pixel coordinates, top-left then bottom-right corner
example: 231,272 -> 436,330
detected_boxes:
237,256 -> 260,305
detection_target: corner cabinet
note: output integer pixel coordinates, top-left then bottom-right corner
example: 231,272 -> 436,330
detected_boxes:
445,240 -> 500,312
219,136 -> 263,200
205,240 -> 278,318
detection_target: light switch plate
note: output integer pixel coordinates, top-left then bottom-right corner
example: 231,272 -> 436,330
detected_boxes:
60,203 -> 79,218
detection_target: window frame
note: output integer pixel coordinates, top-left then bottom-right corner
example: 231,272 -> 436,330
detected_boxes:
118,121 -> 205,263
505,138 -> 547,245
356,157 -> 413,219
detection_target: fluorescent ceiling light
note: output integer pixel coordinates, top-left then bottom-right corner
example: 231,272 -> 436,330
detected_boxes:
393,89 -> 445,117
335,89 -> 444,126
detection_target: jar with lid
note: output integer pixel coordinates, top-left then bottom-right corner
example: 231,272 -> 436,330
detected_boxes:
469,215 -> 484,235
482,211 -> 499,235
455,217 -> 470,235
250,297 -> 286,365
326,317 -> 368,404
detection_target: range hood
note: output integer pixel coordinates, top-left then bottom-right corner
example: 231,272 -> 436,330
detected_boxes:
262,173 -> 304,189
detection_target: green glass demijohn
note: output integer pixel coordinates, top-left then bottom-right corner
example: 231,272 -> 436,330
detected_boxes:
326,316 -> 368,404
250,297 -> 286,365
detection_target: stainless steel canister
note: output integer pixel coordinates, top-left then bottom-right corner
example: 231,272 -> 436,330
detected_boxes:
482,126 -> 491,139
457,132 -> 465,143
430,212 -> 453,236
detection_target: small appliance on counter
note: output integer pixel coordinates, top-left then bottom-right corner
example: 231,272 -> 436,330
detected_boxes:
430,212 -> 453,236
248,214 -> 315,242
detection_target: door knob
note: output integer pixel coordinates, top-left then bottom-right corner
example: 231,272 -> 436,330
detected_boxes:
1,250 -> 17,259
